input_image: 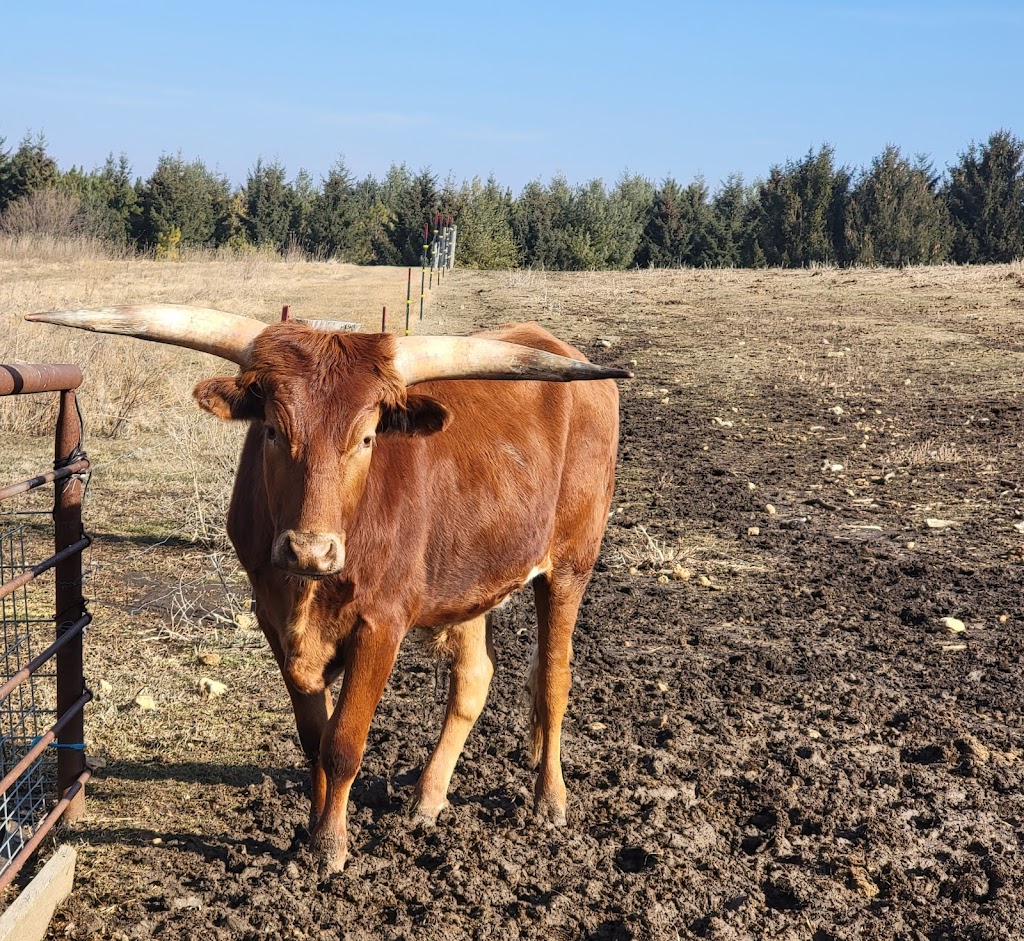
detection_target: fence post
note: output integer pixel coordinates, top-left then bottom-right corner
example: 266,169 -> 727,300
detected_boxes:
54,389 -> 86,823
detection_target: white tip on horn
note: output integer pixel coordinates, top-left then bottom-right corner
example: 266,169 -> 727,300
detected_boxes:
393,336 -> 634,387
24,304 -> 267,366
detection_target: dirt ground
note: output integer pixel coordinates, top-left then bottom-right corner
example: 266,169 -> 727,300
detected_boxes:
5,261 -> 1024,940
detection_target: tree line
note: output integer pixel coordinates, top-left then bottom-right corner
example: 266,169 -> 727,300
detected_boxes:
1,129 -> 1022,268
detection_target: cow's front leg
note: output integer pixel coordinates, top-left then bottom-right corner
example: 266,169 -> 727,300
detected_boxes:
310,621 -> 400,876
259,616 -> 333,833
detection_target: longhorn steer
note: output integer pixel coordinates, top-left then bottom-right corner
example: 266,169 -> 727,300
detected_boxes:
27,304 -> 630,874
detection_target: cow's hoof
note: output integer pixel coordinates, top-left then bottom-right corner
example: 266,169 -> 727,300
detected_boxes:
409,795 -> 448,827
310,833 -> 347,879
534,797 -> 567,828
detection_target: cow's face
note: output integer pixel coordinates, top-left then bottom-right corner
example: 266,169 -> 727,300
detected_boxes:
193,325 -> 448,578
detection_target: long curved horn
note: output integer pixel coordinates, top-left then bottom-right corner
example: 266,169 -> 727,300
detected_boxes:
393,336 -> 633,386
24,305 -> 266,366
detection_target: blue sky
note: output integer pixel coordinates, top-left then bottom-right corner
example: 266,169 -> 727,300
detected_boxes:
2,0 -> 1021,194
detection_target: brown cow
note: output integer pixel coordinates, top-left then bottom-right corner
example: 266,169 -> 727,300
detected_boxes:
27,304 -> 629,875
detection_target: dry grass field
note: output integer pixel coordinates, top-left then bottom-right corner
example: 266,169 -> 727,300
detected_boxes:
3,244 -> 1024,940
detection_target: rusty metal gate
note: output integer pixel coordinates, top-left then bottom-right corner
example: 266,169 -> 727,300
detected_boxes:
0,363 -> 91,893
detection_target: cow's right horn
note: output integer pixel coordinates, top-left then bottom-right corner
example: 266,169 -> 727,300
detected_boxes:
24,304 -> 266,366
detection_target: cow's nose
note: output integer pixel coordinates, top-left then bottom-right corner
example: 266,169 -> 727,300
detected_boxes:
273,531 -> 345,576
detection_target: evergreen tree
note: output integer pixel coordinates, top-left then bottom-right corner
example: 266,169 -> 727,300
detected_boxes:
845,146 -> 949,265
944,129 -> 1024,263
712,173 -> 753,267
59,153 -> 139,245
0,133 -> 58,211
307,158 -> 358,259
377,164 -> 439,265
511,178 -> 560,268
452,175 -> 519,269
638,176 -> 724,267
136,153 -> 233,250
244,159 -> 294,251
752,145 -> 849,266
348,176 -> 398,265
289,168 -> 316,253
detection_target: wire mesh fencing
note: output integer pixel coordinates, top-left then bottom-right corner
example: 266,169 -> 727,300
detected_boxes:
0,520 -> 58,869
0,362 -> 91,895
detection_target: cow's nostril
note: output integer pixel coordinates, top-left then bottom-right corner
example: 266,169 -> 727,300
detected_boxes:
274,531 -> 345,575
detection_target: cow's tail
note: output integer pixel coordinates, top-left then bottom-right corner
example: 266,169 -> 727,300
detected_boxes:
525,643 -> 543,767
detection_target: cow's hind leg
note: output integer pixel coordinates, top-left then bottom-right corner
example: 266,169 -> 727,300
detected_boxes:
529,570 -> 587,826
411,614 -> 495,825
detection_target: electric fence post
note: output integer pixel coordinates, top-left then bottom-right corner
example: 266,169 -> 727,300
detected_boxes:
429,212 -> 439,289
405,267 -> 412,335
420,223 -> 428,321
382,305 -> 387,332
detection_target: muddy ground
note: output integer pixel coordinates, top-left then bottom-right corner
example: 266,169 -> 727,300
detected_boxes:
6,263 -> 1024,940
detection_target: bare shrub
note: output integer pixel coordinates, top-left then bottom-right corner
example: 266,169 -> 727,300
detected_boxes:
1,189 -> 93,238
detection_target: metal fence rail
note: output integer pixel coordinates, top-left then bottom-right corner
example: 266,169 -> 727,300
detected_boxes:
0,363 -> 91,894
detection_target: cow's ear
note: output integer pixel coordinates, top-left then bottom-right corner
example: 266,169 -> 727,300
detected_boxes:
193,377 -> 264,422
378,393 -> 450,437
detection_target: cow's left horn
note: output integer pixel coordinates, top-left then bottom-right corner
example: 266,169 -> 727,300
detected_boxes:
24,305 -> 266,366
393,336 -> 633,386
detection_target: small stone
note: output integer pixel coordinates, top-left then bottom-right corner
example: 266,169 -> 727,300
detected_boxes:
285,861 -> 301,880
588,722 -> 607,732
940,617 -> 966,634
831,406 -> 844,416
170,896 -> 202,911
747,482 -> 756,491
98,679 -> 113,699
233,612 -> 255,629
765,504 -> 777,516
134,694 -> 157,712
199,653 -> 222,667
657,574 -> 669,584
999,614 -> 1009,624
906,541 -> 916,550
925,518 -> 954,529
698,575 -> 713,588
85,755 -> 107,771
1014,522 -> 1024,534
656,681 -> 669,692
595,338 -> 612,349
671,564 -> 691,581
747,526 -> 760,537
152,837 -> 163,845
200,677 -> 228,697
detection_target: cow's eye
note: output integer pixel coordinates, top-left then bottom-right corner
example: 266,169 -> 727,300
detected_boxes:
265,425 -> 277,442
361,435 -> 374,449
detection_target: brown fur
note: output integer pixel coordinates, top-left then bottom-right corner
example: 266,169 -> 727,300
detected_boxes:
194,320 -> 621,872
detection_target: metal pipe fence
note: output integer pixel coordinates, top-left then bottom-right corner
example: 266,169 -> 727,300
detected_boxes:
0,363 -> 91,894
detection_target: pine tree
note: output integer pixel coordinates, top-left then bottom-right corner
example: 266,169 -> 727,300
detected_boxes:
137,154 -> 233,250
0,133 -> 58,212
845,146 -> 950,265
452,175 -> 519,269
244,159 -> 294,251
638,176 -> 724,267
512,179 -> 560,268
944,130 -> 1024,263
307,158 -> 358,259
752,145 -> 849,266
712,173 -> 753,267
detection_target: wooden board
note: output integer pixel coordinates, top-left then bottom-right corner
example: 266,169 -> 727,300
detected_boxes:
0,846 -> 76,941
